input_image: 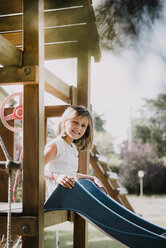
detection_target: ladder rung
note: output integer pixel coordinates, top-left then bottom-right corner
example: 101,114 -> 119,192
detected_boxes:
117,187 -> 128,195
107,172 -> 119,180
96,154 -> 108,164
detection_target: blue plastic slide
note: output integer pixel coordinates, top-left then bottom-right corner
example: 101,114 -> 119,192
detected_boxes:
44,180 -> 166,248
79,179 -> 166,235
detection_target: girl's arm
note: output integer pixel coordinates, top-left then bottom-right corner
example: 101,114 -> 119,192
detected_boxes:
44,142 -> 75,189
76,173 -> 108,194
76,173 -> 95,181
44,142 -> 58,165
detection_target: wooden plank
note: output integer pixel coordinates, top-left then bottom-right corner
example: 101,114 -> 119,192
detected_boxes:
45,105 -> 68,118
0,66 -> 38,85
22,0 -> 45,247
0,0 -> 22,15
0,31 -> 99,62
45,68 -> 71,103
0,7 -> 85,33
0,216 -> 37,236
45,42 -> 80,60
0,35 -> 22,66
44,210 -> 68,227
44,0 -> 84,10
0,15 -> 22,32
0,0 -> 84,15
45,24 -> 88,43
1,23 -> 93,47
1,32 -> 22,47
44,7 -> 85,28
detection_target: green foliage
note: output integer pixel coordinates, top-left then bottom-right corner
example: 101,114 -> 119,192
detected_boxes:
119,140 -> 166,194
93,112 -> 106,132
94,130 -> 113,158
93,111 -> 114,159
133,94 -> 166,157
107,154 -> 123,173
95,0 -> 164,51
119,160 -> 166,194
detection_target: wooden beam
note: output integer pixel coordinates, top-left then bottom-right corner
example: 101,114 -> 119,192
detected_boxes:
77,52 -> 91,109
0,7 -> 85,33
44,0 -> 84,10
1,32 -> 22,47
44,210 -> 68,227
45,24 -> 88,43
0,0 -> 84,15
0,66 -> 38,85
22,0 -> 45,247
83,0 -> 101,62
0,0 -> 22,15
0,35 -> 22,66
45,105 -> 68,118
0,15 -> 22,32
90,154 -> 121,203
45,42 -> 80,60
73,51 -> 91,248
1,23 -> 93,48
45,68 -> 71,103
1,24 -> 87,47
0,216 -> 37,236
44,7 -> 85,28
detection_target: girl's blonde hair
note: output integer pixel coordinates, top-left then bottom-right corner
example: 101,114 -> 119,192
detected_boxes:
55,105 -> 93,150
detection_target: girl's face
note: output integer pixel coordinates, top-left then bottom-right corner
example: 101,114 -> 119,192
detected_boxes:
64,115 -> 88,143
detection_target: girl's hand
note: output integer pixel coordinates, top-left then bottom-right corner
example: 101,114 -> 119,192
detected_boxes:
93,177 -> 108,194
56,175 -> 75,189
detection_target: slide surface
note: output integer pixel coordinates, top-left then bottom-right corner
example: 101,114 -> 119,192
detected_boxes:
44,180 -> 166,248
79,179 -> 166,235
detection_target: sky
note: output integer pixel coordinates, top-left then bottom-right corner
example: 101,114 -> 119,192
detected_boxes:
89,0 -> 166,145
44,10 -> 166,148
1,1 -> 166,150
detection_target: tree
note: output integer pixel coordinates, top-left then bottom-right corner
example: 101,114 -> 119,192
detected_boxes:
93,112 -> 106,132
133,94 -> 166,157
119,140 -> 166,194
95,0 -> 164,51
93,111 -> 114,158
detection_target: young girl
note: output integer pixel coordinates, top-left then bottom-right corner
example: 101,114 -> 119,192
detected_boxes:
44,105 -> 106,200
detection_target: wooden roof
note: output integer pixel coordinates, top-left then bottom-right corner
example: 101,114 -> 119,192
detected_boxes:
0,0 -> 101,62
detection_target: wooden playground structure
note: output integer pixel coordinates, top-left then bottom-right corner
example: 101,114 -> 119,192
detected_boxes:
0,0 -> 133,247
90,145 -> 134,212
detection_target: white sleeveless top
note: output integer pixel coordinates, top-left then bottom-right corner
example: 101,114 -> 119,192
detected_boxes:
44,136 -> 78,200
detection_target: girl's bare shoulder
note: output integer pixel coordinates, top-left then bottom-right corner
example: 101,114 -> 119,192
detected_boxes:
45,139 -> 58,151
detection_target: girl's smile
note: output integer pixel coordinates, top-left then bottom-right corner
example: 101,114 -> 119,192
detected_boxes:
64,116 -> 88,144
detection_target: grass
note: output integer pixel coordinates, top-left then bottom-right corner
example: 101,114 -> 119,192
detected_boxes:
44,195 -> 166,248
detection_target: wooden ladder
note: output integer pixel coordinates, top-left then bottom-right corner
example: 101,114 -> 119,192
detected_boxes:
90,145 -> 134,212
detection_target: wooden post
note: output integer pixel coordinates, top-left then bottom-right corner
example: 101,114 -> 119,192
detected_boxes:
73,51 -> 91,248
22,0 -> 44,247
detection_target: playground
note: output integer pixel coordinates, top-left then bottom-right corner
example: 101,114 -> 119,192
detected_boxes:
0,0 -> 166,248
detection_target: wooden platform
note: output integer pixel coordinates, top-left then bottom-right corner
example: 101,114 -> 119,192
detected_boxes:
0,202 -> 72,235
